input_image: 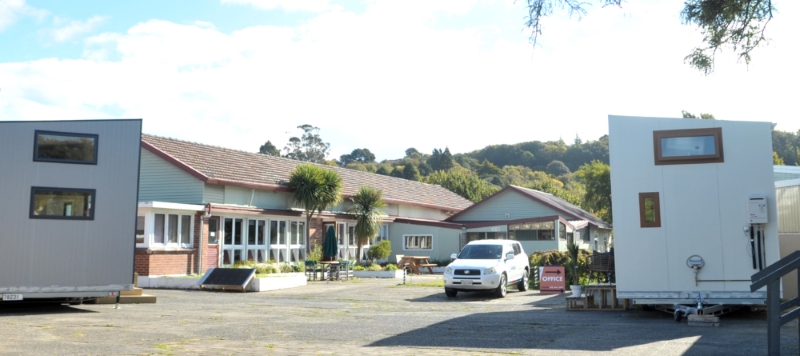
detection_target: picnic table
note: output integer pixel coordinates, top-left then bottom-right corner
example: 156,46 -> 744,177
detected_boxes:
397,256 -> 436,274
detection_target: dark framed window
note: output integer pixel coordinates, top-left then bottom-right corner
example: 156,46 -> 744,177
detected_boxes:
653,128 -> 723,165
639,192 -> 661,228
136,216 -> 145,244
30,187 -> 95,220
208,217 -> 219,244
33,130 -> 98,164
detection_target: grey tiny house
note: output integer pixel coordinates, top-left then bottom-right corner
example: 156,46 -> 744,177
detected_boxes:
0,119 -> 141,303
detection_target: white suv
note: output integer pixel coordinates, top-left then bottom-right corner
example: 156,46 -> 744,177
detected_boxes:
443,239 -> 530,298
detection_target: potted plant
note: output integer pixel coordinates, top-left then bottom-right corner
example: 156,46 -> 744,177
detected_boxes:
566,242 -> 583,297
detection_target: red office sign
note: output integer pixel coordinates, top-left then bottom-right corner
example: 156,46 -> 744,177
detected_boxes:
540,266 -> 565,294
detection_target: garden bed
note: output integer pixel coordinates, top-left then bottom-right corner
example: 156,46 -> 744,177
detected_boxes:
138,273 -> 306,292
353,270 -> 404,279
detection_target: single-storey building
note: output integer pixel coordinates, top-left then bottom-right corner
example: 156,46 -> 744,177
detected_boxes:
135,135 -> 612,278
135,134 -> 473,277
445,185 -> 612,254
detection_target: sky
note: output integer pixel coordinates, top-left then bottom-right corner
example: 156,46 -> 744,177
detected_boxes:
1,0 -> 798,161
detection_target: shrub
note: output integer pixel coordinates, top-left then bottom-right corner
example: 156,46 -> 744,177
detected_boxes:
280,263 -> 294,273
529,249 -> 593,286
308,245 -> 323,262
368,240 -> 392,260
385,263 -> 399,271
428,258 -> 453,267
353,265 -> 367,271
255,264 -> 272,275
367,263 -> 383,271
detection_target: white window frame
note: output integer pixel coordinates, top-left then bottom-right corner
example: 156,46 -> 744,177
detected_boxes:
403,234 -> 433,251
144,211 -> 194,249
374,224 -> 389,244
135,215 -> 146,247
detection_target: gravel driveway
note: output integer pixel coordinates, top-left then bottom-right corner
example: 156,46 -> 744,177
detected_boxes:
0,276 -> 797,355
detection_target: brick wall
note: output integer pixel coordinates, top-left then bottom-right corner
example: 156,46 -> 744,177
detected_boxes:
135,249 -> 197,276
309,217 -> 323,249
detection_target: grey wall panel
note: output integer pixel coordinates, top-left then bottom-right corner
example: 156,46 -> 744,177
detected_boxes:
388,223 -> 460,261
139,149 -> 203,204
204,184 -> 225,204
450,190 -> 560,222
777,185 -> 800,233
0,120 -> 141,290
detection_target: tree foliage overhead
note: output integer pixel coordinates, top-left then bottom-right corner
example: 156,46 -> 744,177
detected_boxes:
283,124 -> 331,164
681,0 -> 775,74
523,0 -> 777,74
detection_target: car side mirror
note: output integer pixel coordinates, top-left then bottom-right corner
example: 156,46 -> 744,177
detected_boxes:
506,253 -> 514,260
451,253 -> 458,259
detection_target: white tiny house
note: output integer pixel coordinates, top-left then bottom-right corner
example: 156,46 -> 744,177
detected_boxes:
609,115 -> 778,308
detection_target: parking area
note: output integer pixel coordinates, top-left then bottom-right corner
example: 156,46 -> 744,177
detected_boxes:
0,277 -> 797,355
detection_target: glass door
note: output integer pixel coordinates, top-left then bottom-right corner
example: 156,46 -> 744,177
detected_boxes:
222,218 -> 244,265
270,220 -> 287,263
288,221 -> 305,263
247,219 -> 268,263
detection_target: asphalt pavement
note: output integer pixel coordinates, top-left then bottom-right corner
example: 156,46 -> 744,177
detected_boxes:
0,276 -> 797,355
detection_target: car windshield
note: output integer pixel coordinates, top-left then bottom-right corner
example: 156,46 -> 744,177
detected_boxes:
458,244 -> 504,259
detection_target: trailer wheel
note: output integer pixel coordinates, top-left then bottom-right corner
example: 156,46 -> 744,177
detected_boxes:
673,310 -> 683,322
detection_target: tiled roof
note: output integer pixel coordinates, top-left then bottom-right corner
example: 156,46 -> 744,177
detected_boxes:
511,186 -> 611,229
141,134 -> 473,211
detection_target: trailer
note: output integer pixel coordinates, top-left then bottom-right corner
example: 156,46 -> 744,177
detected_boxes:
608,115 -> 779,319
776,177 -> 800,301
0,119 -> 141,304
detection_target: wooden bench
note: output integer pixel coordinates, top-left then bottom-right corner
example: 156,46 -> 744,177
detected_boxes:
419,263 -> 437,274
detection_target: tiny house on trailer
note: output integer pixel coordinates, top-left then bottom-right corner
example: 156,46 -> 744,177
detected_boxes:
0,120 -> 141,304
608,115 -> 779,316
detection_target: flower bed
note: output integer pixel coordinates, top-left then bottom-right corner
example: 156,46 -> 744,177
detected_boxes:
138,273 -> 306,292
353,270 -> 404,279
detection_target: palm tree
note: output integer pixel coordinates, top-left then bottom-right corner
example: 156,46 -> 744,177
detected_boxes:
348,186 -> 386,263
287,164 -> 343,255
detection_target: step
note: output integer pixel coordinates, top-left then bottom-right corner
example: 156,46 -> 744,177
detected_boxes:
87,294 -> 157,304
121,287 -> 143,296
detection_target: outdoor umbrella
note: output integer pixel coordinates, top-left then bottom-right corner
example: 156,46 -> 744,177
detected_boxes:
323,226 -> 338,261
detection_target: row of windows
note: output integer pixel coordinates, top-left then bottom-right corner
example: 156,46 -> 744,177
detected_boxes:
29,130 -> 99,221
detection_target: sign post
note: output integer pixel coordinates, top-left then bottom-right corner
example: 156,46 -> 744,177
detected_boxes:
540,265 -> 565,294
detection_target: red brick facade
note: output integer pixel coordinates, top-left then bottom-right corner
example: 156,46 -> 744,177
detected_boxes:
135,214 -> 327,276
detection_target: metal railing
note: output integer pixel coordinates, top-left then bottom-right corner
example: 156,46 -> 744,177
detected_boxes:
750,249 -> 800,355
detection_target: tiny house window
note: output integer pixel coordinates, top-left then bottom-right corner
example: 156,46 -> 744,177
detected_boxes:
33,130 -> 98,164
639,192 -> 661,228
653,128 -> 723,165
30,187 -> 95,220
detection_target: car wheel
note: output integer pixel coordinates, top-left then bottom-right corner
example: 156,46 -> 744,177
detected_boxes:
445,288 -> 457,298
517,269 -> 529,292
494,274 -> 507,298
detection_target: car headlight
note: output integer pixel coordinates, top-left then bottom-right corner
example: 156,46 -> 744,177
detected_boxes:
445,267 -> 453,274
484,267 -> 496,275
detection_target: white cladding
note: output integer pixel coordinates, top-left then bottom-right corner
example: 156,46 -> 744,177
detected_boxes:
0,120 -> 141,297
609,115 -> 778,298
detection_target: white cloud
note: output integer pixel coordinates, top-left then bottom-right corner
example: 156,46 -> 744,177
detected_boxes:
0,0 -> 46,32
220,0 -> 333,13
1,1 -> 798,161
47,15 -> 108,43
